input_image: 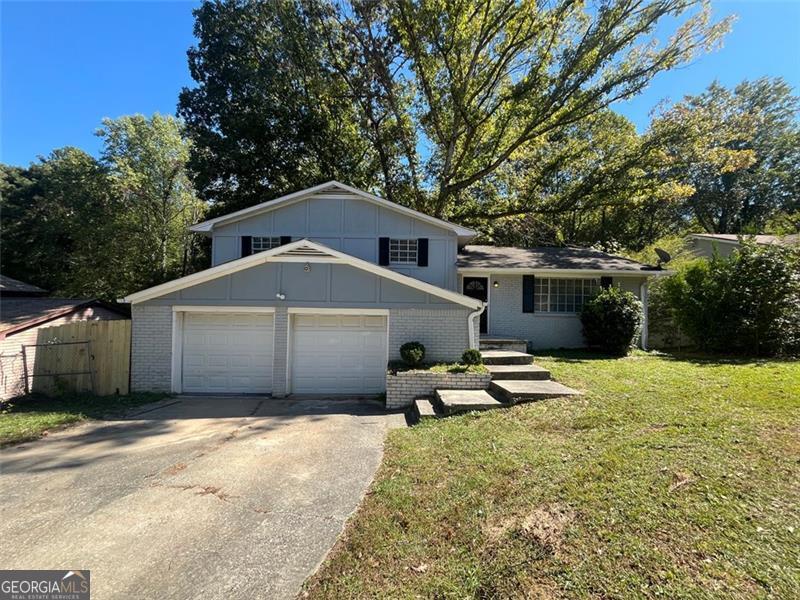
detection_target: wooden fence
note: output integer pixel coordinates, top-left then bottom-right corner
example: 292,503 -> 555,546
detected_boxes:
27,320 -> 131,396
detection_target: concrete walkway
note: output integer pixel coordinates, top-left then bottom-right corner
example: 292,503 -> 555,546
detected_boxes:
0,396 -> 403,599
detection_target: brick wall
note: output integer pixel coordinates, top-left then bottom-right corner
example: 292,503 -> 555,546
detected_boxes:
389,308 -> 475,363
386,370 -> 491,409
272,307 -> 288,397
131,304 -> 172,392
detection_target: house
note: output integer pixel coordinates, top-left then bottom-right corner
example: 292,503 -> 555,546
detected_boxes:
688,233 -> 799,259
0,277 -> 130,400
123,182 -> 666,397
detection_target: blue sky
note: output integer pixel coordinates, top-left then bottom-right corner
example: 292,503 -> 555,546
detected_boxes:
2,0 -> 799,167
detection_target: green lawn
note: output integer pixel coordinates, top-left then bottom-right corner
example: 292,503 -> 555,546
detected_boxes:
306,351 -> 800,599
0,392 -> 168,446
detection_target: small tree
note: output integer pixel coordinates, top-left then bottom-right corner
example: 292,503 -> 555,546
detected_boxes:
664,241 -> 800,356
580,287 -> 643,355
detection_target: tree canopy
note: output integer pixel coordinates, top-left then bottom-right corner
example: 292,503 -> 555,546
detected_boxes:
180,0 -> 730,221
0,114 -> 204,299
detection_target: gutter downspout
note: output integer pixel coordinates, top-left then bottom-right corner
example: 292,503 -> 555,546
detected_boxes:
468,303 -> 486,350
640,281 -> 649,350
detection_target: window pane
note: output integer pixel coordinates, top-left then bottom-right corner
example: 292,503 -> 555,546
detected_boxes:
389,239 -> 417,264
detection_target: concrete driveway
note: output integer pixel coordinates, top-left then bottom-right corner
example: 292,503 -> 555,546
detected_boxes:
0,396 -> 403,599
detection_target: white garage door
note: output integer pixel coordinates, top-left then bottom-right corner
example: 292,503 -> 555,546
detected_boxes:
290,314 -> 387,394
182,312 -> 274,394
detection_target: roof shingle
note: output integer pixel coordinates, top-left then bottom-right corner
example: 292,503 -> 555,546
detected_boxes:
457,245 -> 658,272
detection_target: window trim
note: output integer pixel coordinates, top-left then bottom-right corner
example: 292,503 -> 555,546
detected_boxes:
532,277 -> 600,314
389,238 -> 418,265
251,236 -> 282,253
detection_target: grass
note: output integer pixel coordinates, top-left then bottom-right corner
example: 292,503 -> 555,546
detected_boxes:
306,350 -> 800,599
388,361 -> 489,374
0,392 -> 168,446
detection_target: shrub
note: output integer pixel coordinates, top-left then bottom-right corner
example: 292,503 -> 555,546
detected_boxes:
461,349 -> 482,365
399,341 -> 425,367
580,286 -> 643,355
663,241 -> 800,356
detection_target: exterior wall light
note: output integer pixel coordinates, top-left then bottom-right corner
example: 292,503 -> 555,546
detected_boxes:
304,262 -> 311,272
276,292 -> 286,300
493,281 -> 500,288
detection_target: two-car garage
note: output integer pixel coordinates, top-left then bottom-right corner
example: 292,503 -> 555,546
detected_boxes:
179,310 -> 388,395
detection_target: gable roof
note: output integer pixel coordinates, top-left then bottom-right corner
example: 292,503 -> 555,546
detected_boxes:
122,239 -> 483,309
689,233 -> 799,246
0,299 -> 130,339
0,274 -> 47,296
458,245 -> 664,275
189,181 -> 477,238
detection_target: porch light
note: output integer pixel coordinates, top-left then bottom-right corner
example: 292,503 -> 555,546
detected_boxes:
493,281 -> 499,288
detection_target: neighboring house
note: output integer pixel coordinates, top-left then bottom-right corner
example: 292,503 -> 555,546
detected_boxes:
688,233 -> 800,259
0,278 -> 129,400
123,181 -> 666,397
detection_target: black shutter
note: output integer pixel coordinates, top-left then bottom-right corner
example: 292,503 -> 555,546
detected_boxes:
280,236 -> 292,246
600,276 -> 613,289
241,236 -> 252,257
523,275 -> 535,313
417,238 -> 429,267
379,237 -> 390,266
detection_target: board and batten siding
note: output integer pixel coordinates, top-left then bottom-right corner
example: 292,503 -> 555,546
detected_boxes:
210,192 -> 459,291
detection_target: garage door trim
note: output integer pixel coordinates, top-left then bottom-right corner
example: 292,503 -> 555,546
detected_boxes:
286,308 -> 390,395
170,306 -> 276,394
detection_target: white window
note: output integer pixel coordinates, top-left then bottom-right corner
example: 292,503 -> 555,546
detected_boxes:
533,278 -> 600,313
389,239 -> 418,265
252,237 -> 282,253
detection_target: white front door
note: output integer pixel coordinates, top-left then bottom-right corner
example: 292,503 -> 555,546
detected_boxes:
290,314 -> 387,394
182,312 -> 274,393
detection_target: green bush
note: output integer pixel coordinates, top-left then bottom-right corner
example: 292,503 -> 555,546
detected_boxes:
461,349 -> 482,365
399,341 -> 425,367
663,241 -> 800,356
580,287 -> 643,355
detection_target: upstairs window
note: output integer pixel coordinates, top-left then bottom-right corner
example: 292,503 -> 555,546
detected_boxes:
389,239 -> 418,265
533,278 -> 600,313
252,236 -> 282,253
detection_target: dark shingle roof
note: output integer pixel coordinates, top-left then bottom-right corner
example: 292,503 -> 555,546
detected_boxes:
0,275 -> 47,295
457,245 -> 658,272
0,298 -> 129,337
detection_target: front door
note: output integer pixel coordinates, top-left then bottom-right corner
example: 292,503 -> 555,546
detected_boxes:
463,277 -> 488,334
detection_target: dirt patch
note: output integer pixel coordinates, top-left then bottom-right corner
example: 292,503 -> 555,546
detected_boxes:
669,471 -> 694,493
484,503 -> 575,557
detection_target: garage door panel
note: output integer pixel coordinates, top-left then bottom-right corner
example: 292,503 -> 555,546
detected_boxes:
290,314 -> 387,394
182,313 -> 274,394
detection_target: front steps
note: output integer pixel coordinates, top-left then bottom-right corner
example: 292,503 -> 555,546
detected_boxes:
481,350 -> 535,365
420,343 -> 579,419
486,364 -> 550,380
435,389 -> 504,415
490,379 -> 579,404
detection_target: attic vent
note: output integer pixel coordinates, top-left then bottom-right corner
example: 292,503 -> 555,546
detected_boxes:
278,246 -> 331,257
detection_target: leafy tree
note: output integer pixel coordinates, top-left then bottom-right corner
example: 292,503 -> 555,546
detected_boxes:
181,0 -> 730,220
651,78 -> 800,234
178,0 -> 377,214
98,114 -> 206,287
484,111 -> 692,249
1,148 -> 115,295
1,115 -> 204,299
663,241 -> 800,356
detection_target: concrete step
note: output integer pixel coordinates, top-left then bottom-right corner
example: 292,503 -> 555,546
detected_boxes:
489,380 -> 580,404
480,350 -> 535,365
411,398 -> 438,422
479,337 -> 528,353
486,364 -> 550,380
435,389 -> 507,415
